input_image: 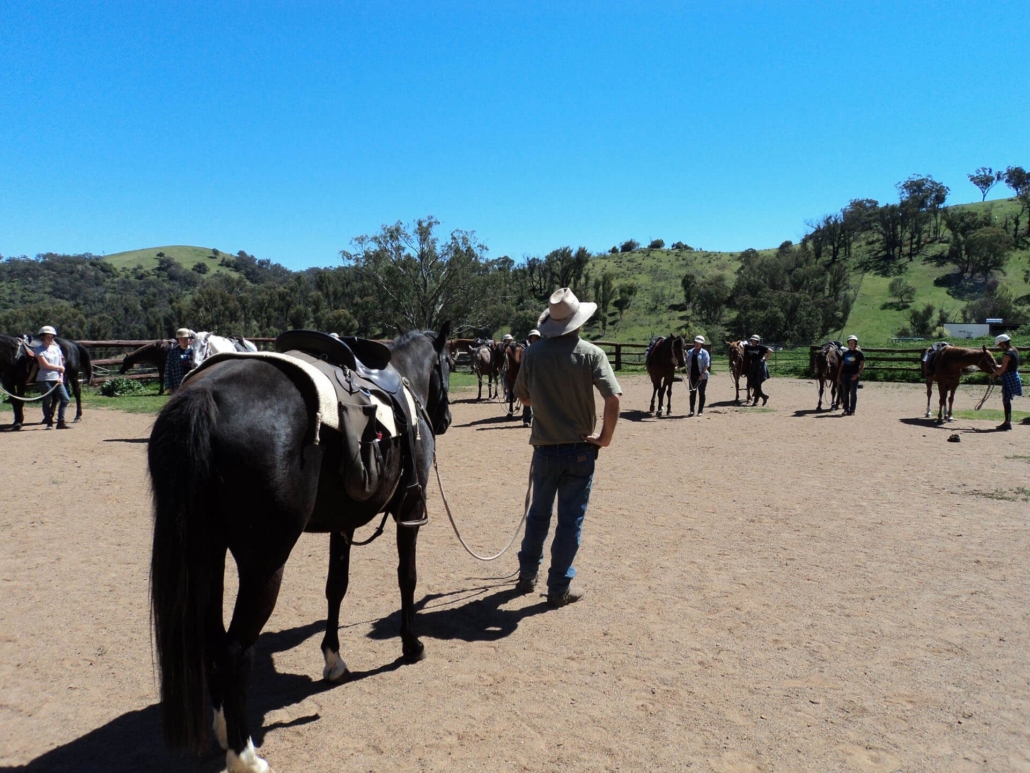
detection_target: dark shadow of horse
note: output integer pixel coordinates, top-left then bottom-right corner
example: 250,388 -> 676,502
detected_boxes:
645,335 -> 686,416
147,325 -> 452,773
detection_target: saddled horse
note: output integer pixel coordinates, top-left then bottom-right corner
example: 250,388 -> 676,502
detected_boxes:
646,334 -> 687,416
149,324 -> 452,773
471,339 -> 504,400
725,340 -> 753,404
814,341 -> 843,411
0,334 -> 92,428
924,345 -> 998,423
502,340 -> 525,417
920,342 -> 951,418
189,331 -> 246,369
119,340 -> 175,393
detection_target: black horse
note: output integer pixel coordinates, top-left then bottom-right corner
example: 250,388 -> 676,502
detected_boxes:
119,340 -> 174,393
149,324 -> 452,773
0,334 -> 93,429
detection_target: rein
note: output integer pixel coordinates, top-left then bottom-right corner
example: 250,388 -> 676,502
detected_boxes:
974,351 -> 998,411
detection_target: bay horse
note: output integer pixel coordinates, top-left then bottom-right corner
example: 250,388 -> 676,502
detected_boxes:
925,345 -> 998,423
471,339 -> 505,400
0,334 -> 92,428
814,341 -> 843,411
646,334 -> 687,416
119,340 -> 174,393
725,340 -> 753,404
502,340 -> 525,417
149,324 -> 452,773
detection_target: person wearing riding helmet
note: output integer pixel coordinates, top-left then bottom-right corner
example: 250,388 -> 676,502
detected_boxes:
838,335 -> 865,416
991,334 -> 1021,431
164,328 -> 195,394
744,334 -> 770,405
33,325 -> 71,429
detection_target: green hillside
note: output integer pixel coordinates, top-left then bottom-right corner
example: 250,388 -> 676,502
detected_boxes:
579,197 -> 1029,347
103,244 -> 235,275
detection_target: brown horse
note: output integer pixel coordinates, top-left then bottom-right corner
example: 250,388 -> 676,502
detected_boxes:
725,340 -> 754,404
119,339 -> 174,393
646,335 -> 687,416
502,341 -> 525,417
926,345 -> 998,423
471,339 -> 506,400
814,341 -> 843,411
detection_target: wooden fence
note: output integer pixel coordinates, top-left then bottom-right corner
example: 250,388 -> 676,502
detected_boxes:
807,345 -> 928,376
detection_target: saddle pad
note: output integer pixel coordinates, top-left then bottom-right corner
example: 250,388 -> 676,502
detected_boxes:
182,351 -> 407,438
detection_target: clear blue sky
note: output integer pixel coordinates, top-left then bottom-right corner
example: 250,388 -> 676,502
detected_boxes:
2,1 -> 1027,270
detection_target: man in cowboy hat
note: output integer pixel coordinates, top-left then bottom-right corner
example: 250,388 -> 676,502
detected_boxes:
685,335 -> 711,416
512,288 -> 622,608
164,328 -> 195,394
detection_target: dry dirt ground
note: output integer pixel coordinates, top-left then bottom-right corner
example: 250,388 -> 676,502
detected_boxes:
1,375 -> 1029,773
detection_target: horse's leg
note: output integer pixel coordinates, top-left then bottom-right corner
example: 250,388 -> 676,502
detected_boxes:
816,377 -> 824,411
219,565 -> 285,773
924,380 -> 932,418
947,386 -> 957,422
664,377 -> 673,416
71,377 -> 83,421
936,381 -> 947,423
206,547 -> 229,750
396,523 -> 426,662
158,363 -> 166,395
321,531 -> 353,683
476,372 -> 482,401
649,380 -> 658,414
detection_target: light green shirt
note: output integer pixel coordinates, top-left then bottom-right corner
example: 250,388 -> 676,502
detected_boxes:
513,334 -> 621,446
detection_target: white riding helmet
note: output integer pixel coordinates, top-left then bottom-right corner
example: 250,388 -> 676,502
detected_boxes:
527,329 -> 541,339
502,334 -> 513,341
694,335 -> 705,344
38,325 -> 57,336
995,334 -> 1011,345
749,334 -> 760,342
847,335 -> 858,342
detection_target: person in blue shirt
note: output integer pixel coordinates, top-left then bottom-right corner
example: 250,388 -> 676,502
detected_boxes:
686,335 -> 711,416
991,334 -> 1021,431
838,335 -> 865,416
164,328 -> 195,393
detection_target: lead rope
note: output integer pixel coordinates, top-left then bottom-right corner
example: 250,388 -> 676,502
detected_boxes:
975,379 -> 995,410
0,381 -> 61,402
432,452 -> 532,561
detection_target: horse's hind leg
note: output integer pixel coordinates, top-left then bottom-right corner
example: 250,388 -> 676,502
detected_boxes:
321,531 -> 353,683
663,381 -> 673,416
396,523 -> 425,662
71,379 -> 83,421
206,549 -> 229,750
924,381 -> 933,418
649,383 -> 658,414
219,565 -> 285,773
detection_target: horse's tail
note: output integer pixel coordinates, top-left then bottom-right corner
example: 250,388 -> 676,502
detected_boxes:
77,343 -> 94,385
149,388 -> 219,752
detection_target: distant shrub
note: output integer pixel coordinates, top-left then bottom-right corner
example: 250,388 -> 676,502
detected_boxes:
620,239 -> 639,253
670,241 -> 693,251
648,239 -> 665,249
888,277 -> 916,305
100,378 -> 147,397
156,251 -> 166,258
192,262 -> 209,274
610,246 -> 619,254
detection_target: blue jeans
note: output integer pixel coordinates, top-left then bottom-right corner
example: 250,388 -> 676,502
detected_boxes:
39,381 -> 70,424
840,376 -> 858,413
518,443 -> 596,594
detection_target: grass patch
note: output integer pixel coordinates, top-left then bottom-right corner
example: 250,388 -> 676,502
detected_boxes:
950,409 -> 1030,423
965,487 -> 1030,502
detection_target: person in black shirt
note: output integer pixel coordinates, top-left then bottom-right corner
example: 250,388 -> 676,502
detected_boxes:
744,334 -> 770,405
164,328 -> 195,394
991,333 -> 1022,431
838,335 -> 865,415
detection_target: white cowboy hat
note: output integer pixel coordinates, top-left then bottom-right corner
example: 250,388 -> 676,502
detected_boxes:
537,288 -> 597,337
175,328 -> 194,339
528,329 -> 541,338
847,335 -> 858,342
693,335 -> 705,344
749,334 -> 760,341
995,333 -> 1011,344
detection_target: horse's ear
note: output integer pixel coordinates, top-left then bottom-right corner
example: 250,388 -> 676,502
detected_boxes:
396,323 -> 408,337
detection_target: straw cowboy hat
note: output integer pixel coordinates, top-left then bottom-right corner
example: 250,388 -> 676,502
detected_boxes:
537,288 -> 597,337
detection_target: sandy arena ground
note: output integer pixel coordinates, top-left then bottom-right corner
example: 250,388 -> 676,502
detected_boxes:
1,375 -> 1029,773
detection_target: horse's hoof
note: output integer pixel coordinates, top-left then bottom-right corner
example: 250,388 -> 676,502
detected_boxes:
322,650 -> 350,683
73,417 -> 82,423
10,423 -> 21,431
402,641 -> 426,663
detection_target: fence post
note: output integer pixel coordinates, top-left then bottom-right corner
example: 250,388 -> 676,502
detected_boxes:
614,344 -> 622,371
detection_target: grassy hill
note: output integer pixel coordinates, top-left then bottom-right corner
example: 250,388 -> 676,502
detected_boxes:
103,244 -> 236,275
581,197 -> 1029,348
